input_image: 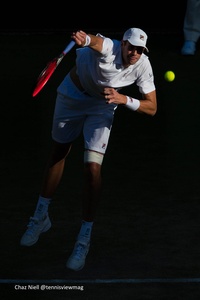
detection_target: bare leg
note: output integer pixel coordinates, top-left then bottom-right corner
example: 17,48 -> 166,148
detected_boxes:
66,161 -> 102,270
20,140 -> 73,247
40,141 -> 72,198
82,162 -> 102,222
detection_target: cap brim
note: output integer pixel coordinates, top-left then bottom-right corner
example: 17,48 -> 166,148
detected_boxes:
128,38 -> 149,52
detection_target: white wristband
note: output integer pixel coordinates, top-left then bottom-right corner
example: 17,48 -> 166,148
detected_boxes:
83,35 -> 91,47
125,96 -> 140,111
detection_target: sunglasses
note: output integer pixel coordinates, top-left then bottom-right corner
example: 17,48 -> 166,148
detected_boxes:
127,44 -> 144,54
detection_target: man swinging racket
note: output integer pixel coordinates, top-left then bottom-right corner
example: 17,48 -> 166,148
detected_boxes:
20,28 -> 157,271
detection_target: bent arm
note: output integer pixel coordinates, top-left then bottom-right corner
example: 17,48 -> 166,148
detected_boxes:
71,30 -> 104,52
104,88 -> 157,116
137,90 -> 157,116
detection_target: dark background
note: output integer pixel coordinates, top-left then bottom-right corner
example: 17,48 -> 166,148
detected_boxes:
2,2 -> 187,34
3,1 -> 200,299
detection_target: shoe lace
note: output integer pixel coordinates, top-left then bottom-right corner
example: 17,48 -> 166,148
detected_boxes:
26,217 -> 39,236
74,242 -> 88,260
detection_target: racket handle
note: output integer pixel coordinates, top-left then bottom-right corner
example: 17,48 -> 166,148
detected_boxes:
63,40 -> 76,54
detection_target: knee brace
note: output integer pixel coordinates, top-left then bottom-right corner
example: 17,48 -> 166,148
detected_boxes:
84,150 -> 104,165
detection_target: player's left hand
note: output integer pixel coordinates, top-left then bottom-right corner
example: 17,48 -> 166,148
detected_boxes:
103,87 -> 127,105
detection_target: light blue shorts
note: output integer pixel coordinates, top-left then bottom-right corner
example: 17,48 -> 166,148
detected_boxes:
52,74 -> 117,154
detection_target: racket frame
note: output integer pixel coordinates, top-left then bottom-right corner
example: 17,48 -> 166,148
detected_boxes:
32,40 -> 75,97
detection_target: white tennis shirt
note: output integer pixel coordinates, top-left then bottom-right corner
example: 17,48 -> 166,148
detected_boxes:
59,33 -> 155,99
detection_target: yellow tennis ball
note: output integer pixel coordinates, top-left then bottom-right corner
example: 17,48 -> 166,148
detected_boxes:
164,71 -> 175,82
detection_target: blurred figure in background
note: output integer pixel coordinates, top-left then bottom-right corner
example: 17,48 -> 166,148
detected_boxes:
181,0 -> 200,55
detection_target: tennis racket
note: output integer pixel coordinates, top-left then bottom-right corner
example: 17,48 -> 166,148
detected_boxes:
32,40 -> 76,97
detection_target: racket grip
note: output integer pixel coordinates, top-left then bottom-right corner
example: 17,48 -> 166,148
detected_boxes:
63,40 -> 76,54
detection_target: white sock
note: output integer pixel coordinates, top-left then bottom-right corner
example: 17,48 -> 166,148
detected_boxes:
78,220 -> 93,241
33,196 -> 51,220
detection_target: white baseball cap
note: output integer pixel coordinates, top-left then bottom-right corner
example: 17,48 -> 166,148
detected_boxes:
123,28 -> 149,52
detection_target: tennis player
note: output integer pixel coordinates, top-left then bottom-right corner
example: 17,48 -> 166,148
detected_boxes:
20,28 -> 157,271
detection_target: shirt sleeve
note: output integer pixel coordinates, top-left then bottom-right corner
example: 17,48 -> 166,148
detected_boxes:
136,58 -> 156,94
96,33 -> 115,62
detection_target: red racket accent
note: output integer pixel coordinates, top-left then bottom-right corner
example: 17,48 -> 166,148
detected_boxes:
32,59 -> 57,97
32,40 -> 75,97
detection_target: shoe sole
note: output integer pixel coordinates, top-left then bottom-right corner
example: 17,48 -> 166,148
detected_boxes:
20,220 -> 52,247
66,244 -> 90,271
181,52 -> 195,55
66,261 -> 85,271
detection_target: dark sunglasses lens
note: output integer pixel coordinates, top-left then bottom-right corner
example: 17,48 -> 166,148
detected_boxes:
129,45 -> 143,54
137,47 -> 143,54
